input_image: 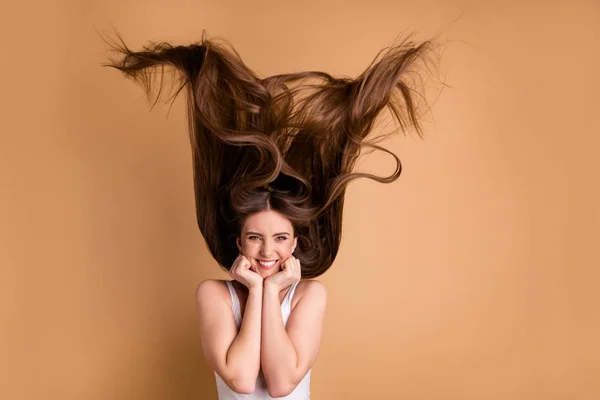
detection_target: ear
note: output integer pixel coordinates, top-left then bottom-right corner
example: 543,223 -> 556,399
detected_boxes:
236,237 -> 242,252
292,236 -> 298,253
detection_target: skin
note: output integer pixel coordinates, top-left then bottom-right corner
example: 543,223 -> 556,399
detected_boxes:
195,209 -> 327,396
234,209 -> 300,294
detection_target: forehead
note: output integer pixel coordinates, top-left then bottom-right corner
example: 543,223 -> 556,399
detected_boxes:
242,210 -> 293,233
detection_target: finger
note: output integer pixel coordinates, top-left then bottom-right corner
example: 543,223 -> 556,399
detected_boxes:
287,263 -> 296,275
231,258 -> 241,274
242,258 -> 252,270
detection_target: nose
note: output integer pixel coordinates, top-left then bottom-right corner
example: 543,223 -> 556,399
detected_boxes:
260,241 -> 274,258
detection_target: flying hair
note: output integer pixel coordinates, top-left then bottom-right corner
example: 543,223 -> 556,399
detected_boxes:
102,29 -> 440,278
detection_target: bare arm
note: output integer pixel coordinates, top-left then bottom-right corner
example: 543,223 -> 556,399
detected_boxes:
195,280 -> 262,394
261,280 -> 327,398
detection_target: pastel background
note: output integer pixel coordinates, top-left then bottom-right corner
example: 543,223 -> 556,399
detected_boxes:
1,1 -> 598,399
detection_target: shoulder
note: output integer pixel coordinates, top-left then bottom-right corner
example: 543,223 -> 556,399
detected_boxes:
300,279 -> 327,295
292,279 -> 327,310
195,279 -> 232,307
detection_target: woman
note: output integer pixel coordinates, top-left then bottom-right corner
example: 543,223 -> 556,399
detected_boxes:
105,30 -> 434,398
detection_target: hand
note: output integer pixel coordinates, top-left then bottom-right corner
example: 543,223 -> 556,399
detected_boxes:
229,254 -> 263,290
264,255 -> 301,292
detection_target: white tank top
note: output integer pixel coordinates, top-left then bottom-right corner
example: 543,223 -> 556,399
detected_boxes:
214,280 -> 311,399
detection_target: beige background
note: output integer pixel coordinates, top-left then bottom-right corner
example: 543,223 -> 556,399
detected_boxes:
1,1 -> 599,399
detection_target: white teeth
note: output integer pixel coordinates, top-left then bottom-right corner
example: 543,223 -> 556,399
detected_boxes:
258,260 -> 276,266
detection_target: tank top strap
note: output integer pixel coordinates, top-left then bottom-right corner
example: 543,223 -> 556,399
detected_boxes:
283,280 -> 300,305
225,280 -> 242,328
281,280 -> 301,327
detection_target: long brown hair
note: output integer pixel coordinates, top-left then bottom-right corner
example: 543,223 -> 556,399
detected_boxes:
103,30 -> 437,278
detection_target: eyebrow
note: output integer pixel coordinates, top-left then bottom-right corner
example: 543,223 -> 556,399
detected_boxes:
245,231 -> 290,236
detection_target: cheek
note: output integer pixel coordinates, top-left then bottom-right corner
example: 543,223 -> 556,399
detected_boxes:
282,241 -> 295,255
241,241 -> 261,255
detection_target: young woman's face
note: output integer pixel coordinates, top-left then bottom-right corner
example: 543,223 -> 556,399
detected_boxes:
236,210 -> 298,280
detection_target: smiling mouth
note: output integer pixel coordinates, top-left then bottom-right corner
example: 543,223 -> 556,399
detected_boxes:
257,259 -> 278,269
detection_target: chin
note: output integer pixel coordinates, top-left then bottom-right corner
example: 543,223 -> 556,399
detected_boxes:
257,266 -> 280,278
258,270 -> 275,280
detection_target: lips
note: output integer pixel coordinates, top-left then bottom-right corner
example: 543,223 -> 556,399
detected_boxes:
257,259 -> 278,269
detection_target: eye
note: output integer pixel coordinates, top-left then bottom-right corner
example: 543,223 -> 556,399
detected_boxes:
248,236 -> 261,241
276,236 -> 288,241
